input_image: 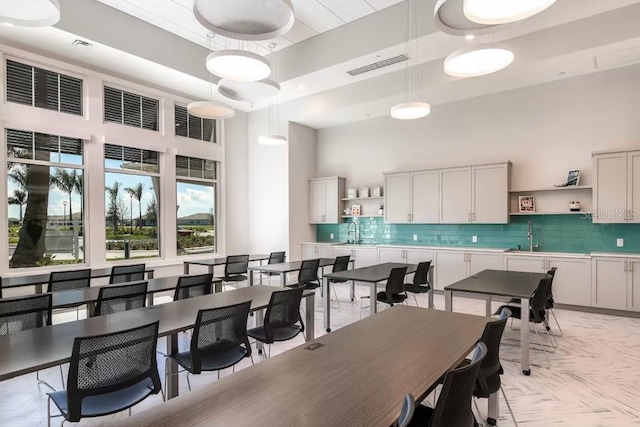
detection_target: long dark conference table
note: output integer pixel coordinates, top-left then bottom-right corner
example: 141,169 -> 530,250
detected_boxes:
112,306 -> 488,427
183,253 -> 270,274
1,266 -> 155,294
444,269 -> 549,376
0,285 -> 315,400
247,258 -> 355,287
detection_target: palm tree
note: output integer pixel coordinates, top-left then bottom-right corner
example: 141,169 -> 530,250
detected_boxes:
8,164 -> 29,192
125,183 -> 144,229
51,168 -> 78,223
8,189 -> 27,224
105,182 -> 121,234
74,173 -> 84,225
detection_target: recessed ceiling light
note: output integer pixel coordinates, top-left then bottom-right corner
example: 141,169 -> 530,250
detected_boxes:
463,0 -> 557,25
206,50 -> 271,82
465,35 -> 475,40
444,43 -> 514,78
297,84 -> 305,91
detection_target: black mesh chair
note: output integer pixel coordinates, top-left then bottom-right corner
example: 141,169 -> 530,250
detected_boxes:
48,269 -> 92,319
173,273 -> 213,301
326,255 -> 351,306
109,264 -> 146,284
47,321 -> 162,426
360,266 -> 408,318
95,282 -> 148,316
403,261 -> 432,308
409,342 -> 487,427
261,251 -> 286,284
471,307 -> 518,427
496,277 -> 554,368
247,287 -> 305,358
393,394 -> 416,427
164,301 -> 252,396
0,294 -> 59,389
216,255 -> 250,290
543,268 -> 563,337
287,259 -> 321,291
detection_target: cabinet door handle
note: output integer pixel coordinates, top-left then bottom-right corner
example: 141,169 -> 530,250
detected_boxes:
624,260 -> 628,272
630,262 -> 634,272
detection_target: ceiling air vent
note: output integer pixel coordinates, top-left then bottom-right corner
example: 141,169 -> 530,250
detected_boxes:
72,39 -> 93,47
346,54 -> 410,76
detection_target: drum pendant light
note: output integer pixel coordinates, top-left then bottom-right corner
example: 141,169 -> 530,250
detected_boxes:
444,42 -> 514,77
390,0 -> 431,120
463,0 -> 557,25
0,0 -> 60,27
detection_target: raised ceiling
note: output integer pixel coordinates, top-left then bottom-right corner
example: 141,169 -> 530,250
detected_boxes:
95,0 -> 404,54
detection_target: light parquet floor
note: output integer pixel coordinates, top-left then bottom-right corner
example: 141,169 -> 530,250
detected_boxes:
2,283 -> 640,427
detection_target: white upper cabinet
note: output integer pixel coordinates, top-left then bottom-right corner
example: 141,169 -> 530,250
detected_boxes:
309,177 -> 345,224
440,167 -> 472,224
412,170 -> 440,223
384,173 -> 411,223
472,163 -> 510,224
592,150 -> 640,223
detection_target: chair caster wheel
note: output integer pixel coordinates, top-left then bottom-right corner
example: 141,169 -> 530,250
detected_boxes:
523,369 -> 531,376
351,298 -> 355,302
326,328 -> 331,333
258,349 -> 263,355
546,326 -> 551,331
487,418 -> 497,426
250,312 -> 254,317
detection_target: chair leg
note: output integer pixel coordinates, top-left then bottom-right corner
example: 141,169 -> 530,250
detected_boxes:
500,386 -> 519,427
187,372 -> 192,391
473,398 -> 487,427
36,371 -> 56,392
544,326 -> 558,352
331,283 -> 341,309
551,309 -> 564,336
47,395 -> 51,427
413,294 -> 420,307
533,325 -> 552,368
59,365 -> 65,389
128,408 -> 132,417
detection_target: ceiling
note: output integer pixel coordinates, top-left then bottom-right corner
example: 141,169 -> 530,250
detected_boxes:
94,0 -> 404,55
2,0 -> 640,129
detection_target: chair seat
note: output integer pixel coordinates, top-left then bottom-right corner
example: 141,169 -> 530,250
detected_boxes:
456,358 -> 502,397
404,284 -> 430,294
49,377 -> 155,419
247,325 -> 303,343
495,305 -> 545,323
409,404 -> 478,427
286,281 -> 320,290
169,346 -> 248,373
376,292 -> 406,304
217,275 -> 247,282
327,277 -> 349,284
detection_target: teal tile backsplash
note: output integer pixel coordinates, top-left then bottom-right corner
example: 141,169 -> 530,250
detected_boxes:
316,215 -> 640,254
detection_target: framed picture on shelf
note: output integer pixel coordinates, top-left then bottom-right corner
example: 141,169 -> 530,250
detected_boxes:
347,188 -> 358,199
351,204 -> 361,216
371,186 -> 382,197
519,196 -> 535,212
566,169 -> 581,186
359,187 -> 370,198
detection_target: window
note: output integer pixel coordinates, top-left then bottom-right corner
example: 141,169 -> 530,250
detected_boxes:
6,129 -> 84,268
104,86 -> 159,131
104,144 -> 161,261
5,59 -> 83,116
176,156 -> 217,255
174,105 -> 216,142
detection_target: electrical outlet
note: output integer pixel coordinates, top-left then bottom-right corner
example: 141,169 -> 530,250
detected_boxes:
330,233 -> 334,240
617,238 -> 624,247
413,234 -> 418,241
472,236 -> 478,243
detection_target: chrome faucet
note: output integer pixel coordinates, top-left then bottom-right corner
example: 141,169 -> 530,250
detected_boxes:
527,220 -> 539,252
347,221 -> 359,244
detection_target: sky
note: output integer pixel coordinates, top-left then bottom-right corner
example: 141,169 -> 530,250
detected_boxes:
7,167 -> 215,220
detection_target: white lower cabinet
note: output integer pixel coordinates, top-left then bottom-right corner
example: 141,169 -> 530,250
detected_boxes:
377,247 -> 406,263
505,255 -> 592,307
592,257 -> 627,310
330,246 -> 378,269
301,244 -> 332,260
468,253 -> 503,276
629,260 -> 640,312
434,251 -> 467,290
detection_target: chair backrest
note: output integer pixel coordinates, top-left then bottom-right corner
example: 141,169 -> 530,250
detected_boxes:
546,267 -> 558,306
109,264 -> 146,284
385,266 -> 408,298
531,278 -> 551,322
95,281 -> 148,316
429,342 -> 487,427
475,308 -> 511,397
264,287 -> 305,342
268,251 -> 286,265
412,261 -> 432,287
190,300 -> 252,374
298,259 -> 320,285
0,293 -> 52,335
48,268 -> 92,293
174,273 -> 213,301
0,277 -> 3,299
394,394 -> 416,427
65,321 -> 161,422
224,255 -> 249,277
332,255 -> 351,273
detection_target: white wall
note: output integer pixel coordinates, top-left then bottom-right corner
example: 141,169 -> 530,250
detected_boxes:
316,65 -> 640,190
224,111 -> 249,254
288,122 -> 317,260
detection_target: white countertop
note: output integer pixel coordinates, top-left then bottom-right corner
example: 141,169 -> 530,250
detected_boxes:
505,251 -> 591,259
591,252 -> 640,259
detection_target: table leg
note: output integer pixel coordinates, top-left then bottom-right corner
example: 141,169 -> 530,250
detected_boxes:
305,293 -> 315,341
281,272 -> 287,288
370,282 -> 377,316
166,333 -> 179,399
147,293 -> 154,307
488,392 -> 499,423
86,302 -> 96,317
323,277 -> 331,332
214,280 -> 222,293
521,297 -> 531,375
428,289 -> 434,309
485,295 -> 492,316
184,262 -> 189,275
259,259 -> 264,286
249,270 -> 254,287
148,271 -> 154,279
35,284 -> 43,294
255,309 -> 264,353
208,266 -> 214,275
350,280 -> 355,302
445,290 -> 453,312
